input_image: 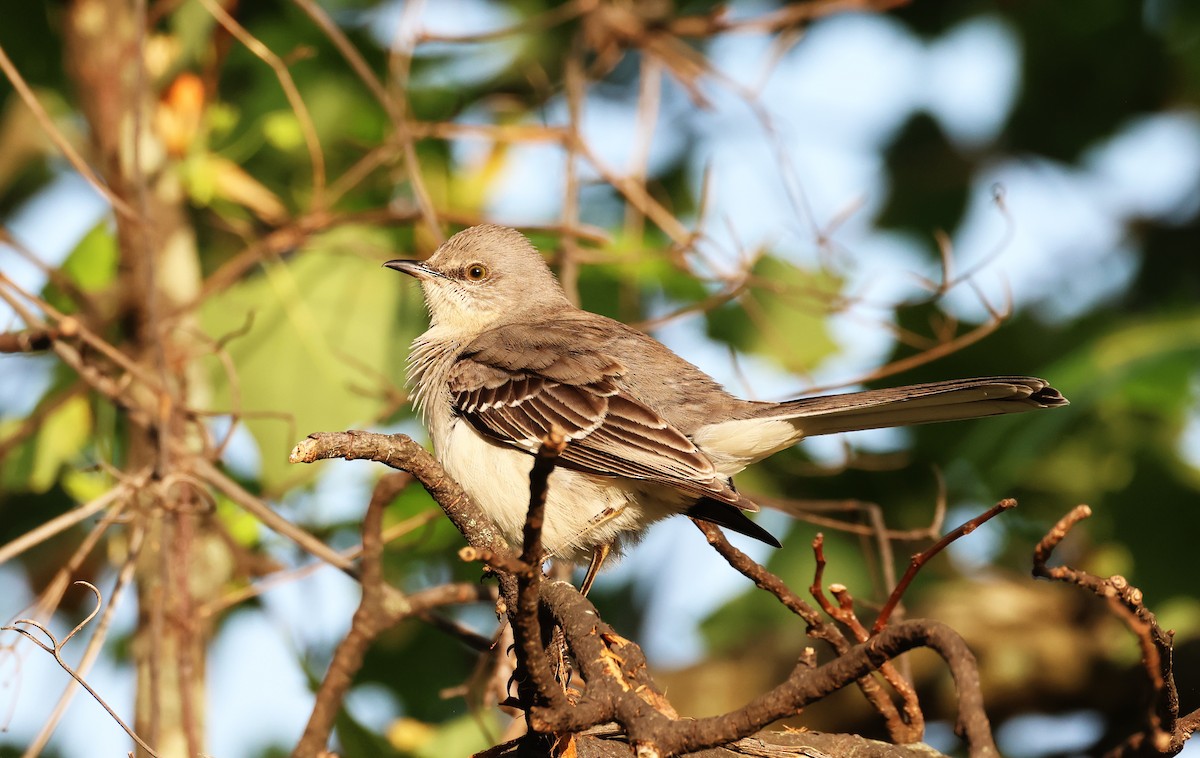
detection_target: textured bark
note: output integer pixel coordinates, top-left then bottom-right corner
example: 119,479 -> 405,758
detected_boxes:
488,727 -> 950,757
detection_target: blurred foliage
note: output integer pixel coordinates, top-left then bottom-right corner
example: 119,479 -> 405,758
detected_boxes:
1,0 -> 1199,756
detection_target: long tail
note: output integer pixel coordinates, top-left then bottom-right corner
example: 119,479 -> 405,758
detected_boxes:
688,376 -> 1065,547
761,376 -> 1067,437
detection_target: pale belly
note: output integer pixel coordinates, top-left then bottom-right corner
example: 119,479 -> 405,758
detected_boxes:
437,418 -> 686,564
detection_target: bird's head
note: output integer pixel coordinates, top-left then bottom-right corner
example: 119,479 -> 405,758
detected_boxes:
385,224 -> 571,333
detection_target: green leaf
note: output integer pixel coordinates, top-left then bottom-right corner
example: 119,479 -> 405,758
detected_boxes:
61,468 -> 112,504
200,227 -> 424,487
705,255 -> 841,374
410,713 -> 497,758
335,705 -> 402,758
43,220 -> 118,314
29,394 -> 92,493
217,494 -> 261,548
62,222 -> 118,290
262,111 -> 305,152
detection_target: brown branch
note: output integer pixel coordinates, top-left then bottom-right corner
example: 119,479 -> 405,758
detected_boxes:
384,0 -> 443,242
3,581 -> 159,757
416,0 -> 587,44
810,535 -> 923,741
694,520 -> 928,742
0,43 -> 136,218
672,617 -> 992,756
1033,506 -> 1193,756
504,429 -> 572,750
531,581 -> 995,757
287,429 -> 998,755
292,472 -> 491,758
873,498 -> 1017,633
291,471 -> 396,757
759,495 -> 944,541
18,521 -> 145,756
0,328 -> 55,352
458,546 -> 531,576
0,477 -> 142,565
196,0 -> 325,209
289,430 -> 510,556
194,457 -> 358,573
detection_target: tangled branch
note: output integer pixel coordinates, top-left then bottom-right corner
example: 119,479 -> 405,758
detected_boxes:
1034,506 -> 1199,756
291,430 -> 1000,757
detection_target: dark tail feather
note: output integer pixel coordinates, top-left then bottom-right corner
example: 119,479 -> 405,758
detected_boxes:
687,498 -> 781,548
762,376 -> 1068,437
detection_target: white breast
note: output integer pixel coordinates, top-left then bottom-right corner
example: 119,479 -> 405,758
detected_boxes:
437,419 -> 683,564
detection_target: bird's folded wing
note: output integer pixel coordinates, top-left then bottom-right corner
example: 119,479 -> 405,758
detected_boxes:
447,336 -> 743,507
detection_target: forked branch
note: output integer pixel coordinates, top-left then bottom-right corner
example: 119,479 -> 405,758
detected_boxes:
292,430 -> 1000,757
1034,505 -> 1198,756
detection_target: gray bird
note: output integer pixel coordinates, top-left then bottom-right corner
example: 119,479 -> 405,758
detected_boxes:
386,224 -> 1067,593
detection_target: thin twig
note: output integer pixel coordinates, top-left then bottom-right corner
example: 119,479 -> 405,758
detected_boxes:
695,520 -> 909,736
6,580 -> 158,758
513,429 -> 570,731
194,458 -> 357,573
873,499 -> 1017,634
1034,505 -> 1191,755
0,479 -> 139,566
196,0 -> 325,209
0,43 -> 135,218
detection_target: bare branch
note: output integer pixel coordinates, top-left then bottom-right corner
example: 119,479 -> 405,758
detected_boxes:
196,0 -> 326,209
874,499 -> 1017,633
0,44 -> 135,218
289,430 -> 510,555
1034,506 -> 1194,756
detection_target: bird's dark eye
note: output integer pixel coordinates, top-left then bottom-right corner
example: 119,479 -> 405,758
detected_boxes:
465,263 -> 489,281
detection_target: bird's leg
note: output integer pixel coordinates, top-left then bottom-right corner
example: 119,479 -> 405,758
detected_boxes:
547,504 -> 626,594
580,542 -> 611,597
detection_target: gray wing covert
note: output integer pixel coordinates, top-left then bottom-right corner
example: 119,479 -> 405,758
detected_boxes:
446,324 -> 743,506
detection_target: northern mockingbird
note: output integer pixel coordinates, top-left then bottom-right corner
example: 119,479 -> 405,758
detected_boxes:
386,224 -> 1067,592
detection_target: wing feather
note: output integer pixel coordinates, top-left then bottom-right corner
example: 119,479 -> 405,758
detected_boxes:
447,329 -> 739,506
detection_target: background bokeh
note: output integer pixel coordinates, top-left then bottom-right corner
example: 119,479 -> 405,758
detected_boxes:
2,1 -> 1199,756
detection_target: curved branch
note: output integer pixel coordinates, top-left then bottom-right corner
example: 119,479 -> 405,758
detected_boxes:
290,431 -> 510,556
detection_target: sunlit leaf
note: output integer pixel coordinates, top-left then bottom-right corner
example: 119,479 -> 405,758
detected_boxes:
200,226 -> 424,487
216,494 -> 261,548
411,713 -> 497,758
386,716 -> 435,753
29,394 -> 91,493
262,110 -> 305,152
705,255 -> 841,374
61,468 -> 112,505
42,220 -> 118,315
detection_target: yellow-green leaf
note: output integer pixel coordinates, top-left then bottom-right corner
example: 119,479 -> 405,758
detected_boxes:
61,468 -> 112,504
216,494 -> 261,547
706,255 -> 841,374
200,227 -> 425,487
262,111 -> 304,152
30,394 -> 92,493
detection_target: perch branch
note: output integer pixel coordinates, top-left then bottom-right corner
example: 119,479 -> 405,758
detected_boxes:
695,520 -> 912,739
290,430 -> 510,556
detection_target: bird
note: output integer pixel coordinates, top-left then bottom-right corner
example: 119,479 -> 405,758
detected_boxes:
386,224 -> 1067,593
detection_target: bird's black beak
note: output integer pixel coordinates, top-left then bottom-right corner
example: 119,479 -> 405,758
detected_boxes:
383,259 -> 437,279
